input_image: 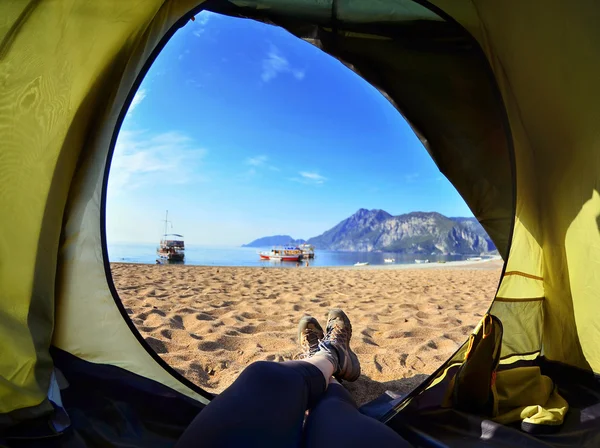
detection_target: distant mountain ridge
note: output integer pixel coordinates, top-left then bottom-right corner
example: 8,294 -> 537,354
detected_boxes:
306,209 -> 495,254
243,209 -> 496,255
242,235 -> 306,248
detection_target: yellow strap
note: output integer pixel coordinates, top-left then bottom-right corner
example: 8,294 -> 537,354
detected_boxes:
482,314 -> 493,339
465,334 -> 475,360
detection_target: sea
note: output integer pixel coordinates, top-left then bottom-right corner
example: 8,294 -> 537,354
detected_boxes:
108,242 -> 484,268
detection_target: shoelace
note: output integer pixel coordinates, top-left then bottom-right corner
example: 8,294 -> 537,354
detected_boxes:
298,329 -> 321,359
325,321 -> 351,345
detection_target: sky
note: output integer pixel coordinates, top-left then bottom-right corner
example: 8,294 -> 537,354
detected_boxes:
106,11 -> 473,246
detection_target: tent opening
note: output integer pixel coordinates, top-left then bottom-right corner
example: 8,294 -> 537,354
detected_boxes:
105,10 -> 503,406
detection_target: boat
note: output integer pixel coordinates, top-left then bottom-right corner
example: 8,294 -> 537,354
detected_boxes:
157,211 -> 185,262
157,235 -> 185,261
354,262 -> 369,266
466,256 -> 483,262
384,258 -> 395,263
298,243 -> 315,259
414,259 -> 429,264
259,246 -> 302,262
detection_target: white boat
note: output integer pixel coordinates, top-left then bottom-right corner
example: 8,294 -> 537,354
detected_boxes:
259,246 -> 302,262
354,262 -> 369,266
384,258 -> 395,263
156,211 -> 185,262
298,243 -> 315,259
414,259 -> 429,264
466,257 -> 483,262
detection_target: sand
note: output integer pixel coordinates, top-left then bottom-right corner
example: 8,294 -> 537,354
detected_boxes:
111,261 -> 502,405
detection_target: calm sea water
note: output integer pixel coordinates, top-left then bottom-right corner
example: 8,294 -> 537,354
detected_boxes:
107,243 -> 478,267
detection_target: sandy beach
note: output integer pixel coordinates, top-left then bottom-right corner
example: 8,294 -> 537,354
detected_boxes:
112,261 -> 502,405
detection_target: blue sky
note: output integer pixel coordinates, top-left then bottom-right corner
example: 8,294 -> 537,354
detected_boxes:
106,11 -> 473,246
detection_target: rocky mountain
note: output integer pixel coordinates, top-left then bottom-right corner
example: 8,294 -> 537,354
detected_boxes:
242,235 -> 306,248
306,209 -> 495,254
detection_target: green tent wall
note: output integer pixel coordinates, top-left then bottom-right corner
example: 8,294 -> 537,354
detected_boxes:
1,0 -> 599,446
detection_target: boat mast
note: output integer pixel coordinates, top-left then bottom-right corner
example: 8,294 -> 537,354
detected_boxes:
163,210 -> 171,240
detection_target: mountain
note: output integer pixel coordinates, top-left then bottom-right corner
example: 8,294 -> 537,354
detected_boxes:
242,235 -> 306,248
306,209 -> 496,254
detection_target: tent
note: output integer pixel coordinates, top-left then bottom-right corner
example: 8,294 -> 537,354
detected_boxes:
1,0 -> 599,446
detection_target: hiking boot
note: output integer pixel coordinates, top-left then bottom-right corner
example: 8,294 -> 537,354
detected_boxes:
296,316 -> 324,359
317,309 -> 361,382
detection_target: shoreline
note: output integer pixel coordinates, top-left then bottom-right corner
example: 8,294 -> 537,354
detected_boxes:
320,256 -> 503,271
111,256 -> 504,271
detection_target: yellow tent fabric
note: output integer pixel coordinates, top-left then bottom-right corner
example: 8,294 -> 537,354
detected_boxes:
429,0 -> 600,371
493,367 -> 569,428
1,0 -> 210,423
1,0 -> 599,433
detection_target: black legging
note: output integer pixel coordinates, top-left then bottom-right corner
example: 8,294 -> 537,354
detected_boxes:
176,361 -> 409,447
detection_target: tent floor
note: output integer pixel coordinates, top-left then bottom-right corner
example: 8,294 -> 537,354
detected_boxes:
5,354 -> 600,447
6,348 -> 204,447
387,358 -> 600,447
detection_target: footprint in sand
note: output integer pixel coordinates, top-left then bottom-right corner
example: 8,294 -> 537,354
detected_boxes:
168,315 -> 184,329
160,329 -> 172,339
361,328 -> 375,337
197,339 -> 235,352
399,353 -> 408,367
408,355 -> 426,371
145,336 -> 168,354
238,325 -> 256,335
361,336 -> 379,347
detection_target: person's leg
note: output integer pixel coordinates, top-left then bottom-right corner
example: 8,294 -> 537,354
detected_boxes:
176,360 -> 328,448
304,379 -> 411,448
177,309 -> 361,448
176,315 -> 336,448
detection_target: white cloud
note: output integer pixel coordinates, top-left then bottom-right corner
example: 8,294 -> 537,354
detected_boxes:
261,45 -> 306,83
300,172 -> 326,182
128,88 -> 146,113
291,171 -> 327,185
244,154 -> 280,173
197,11 -> 212,26
246,155 -> 268,166
192,11 -> 214,37
108,130 -> 207,193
